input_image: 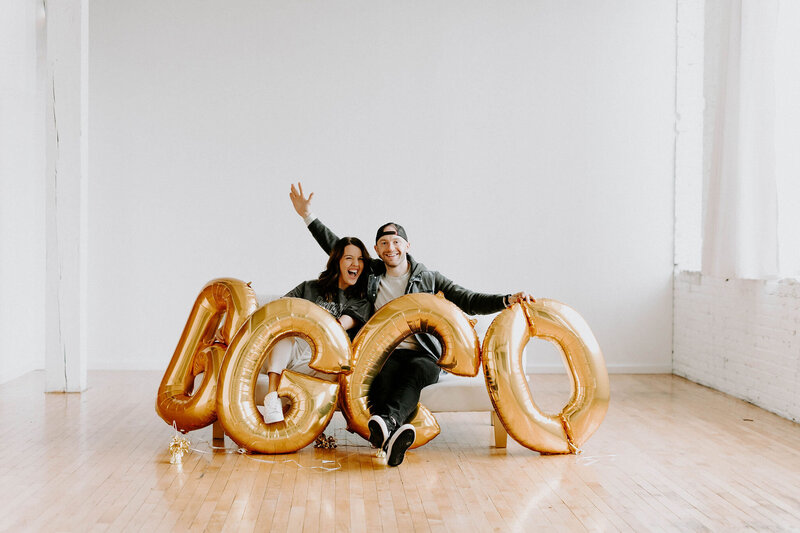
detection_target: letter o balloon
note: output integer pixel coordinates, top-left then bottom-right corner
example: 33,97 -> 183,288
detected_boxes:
482,300 -> 609,454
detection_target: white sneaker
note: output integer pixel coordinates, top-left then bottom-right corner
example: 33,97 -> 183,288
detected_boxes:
263,391 -> 284,424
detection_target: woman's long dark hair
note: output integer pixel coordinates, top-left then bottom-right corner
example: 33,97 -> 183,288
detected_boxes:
317,237 -> 371,301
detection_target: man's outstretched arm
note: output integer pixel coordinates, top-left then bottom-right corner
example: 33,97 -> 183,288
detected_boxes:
289,182 -> 339,254
434,272 -> 535,315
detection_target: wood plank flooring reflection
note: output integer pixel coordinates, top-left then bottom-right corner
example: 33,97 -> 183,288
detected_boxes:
1,371 -> 799,531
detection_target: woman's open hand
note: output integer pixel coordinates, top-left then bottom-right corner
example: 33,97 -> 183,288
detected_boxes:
289,182 -> 314,217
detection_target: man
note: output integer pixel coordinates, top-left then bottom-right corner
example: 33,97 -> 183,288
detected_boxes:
289,182 -> 533,466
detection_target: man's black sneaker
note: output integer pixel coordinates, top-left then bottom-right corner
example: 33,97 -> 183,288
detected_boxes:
367,415 -> 390,449
385,424 -> 416,467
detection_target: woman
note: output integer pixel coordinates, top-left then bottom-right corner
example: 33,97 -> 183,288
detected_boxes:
262,237 -> 371,424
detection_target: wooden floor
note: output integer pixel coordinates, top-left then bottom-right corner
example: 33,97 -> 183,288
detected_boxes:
1,371 -> 799,532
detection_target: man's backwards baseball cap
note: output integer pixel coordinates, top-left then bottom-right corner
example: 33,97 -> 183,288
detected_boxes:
375,222 -> 408,243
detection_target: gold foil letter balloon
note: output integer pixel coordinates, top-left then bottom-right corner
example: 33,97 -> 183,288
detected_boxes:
216,298 -> 353,454
340,293 -> 481,448
482,300 -> 609,454
156,278 -> 258,432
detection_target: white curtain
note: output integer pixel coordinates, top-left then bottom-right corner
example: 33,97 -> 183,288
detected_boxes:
774,1 -> 800,277
703,0 -> 800,279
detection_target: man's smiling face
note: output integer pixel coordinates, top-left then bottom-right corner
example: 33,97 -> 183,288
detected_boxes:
374,226 -> 410,269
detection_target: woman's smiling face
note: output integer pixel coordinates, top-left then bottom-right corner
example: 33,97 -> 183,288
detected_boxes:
338,244 -> 365,289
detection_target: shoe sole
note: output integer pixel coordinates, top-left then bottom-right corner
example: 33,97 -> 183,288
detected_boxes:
385,425 -> 415,467
367,417 -> 389,449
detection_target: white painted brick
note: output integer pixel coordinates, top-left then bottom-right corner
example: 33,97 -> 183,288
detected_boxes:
673,271 -> 800,422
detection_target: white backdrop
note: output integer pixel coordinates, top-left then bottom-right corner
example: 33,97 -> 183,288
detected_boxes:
89,0 -> 676,372
0,0 -> 45,383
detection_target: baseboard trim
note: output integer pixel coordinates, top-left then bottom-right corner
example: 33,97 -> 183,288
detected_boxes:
525,364 -> 672,374
0,364 -> 41,385
90,359 -> 673,374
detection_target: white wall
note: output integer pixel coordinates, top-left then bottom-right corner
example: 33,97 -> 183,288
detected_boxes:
89,1 -> 677,372
0,0 -> 46,383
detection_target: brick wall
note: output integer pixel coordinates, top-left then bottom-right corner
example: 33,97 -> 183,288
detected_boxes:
673,271 -> 800,422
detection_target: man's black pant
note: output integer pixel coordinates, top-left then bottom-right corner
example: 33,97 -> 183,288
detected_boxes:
367,349 -> 440,427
